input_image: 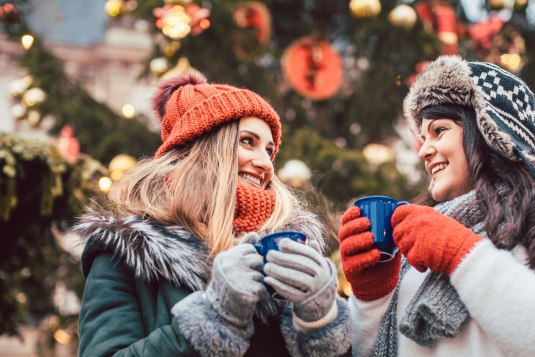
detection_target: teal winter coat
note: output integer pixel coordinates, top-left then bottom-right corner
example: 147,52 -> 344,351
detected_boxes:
74,211 -> 352,357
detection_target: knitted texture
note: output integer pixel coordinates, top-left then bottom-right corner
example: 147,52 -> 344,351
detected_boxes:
376,191 -> 484,353
233,184 -> 276,233
152,72 -> 281,158
391,204 -> 483,275
403,55 -> 535,178
338,206 -> 401,301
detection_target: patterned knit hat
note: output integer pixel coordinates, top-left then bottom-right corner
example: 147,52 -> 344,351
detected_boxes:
152,72 -> 281,158
404,55 -> 535,178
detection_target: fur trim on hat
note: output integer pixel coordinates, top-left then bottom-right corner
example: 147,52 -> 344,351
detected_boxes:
403,55 -> 533,169
403,56 -> 474,134
152,72 -> 208,121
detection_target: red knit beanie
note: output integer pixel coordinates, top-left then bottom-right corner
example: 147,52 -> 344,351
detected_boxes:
152,72 -> 281,158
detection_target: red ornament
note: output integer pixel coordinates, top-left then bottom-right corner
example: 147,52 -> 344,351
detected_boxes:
233,2 -> 271,44
469,16 -> 504,50
0,3 -> 20,23
57,125 -> 80,164
185,3 -> 210,36
415,2 -> 458,55
282,36 -> 343,100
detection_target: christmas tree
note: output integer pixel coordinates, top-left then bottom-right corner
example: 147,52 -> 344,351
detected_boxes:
1,0 -> 535,352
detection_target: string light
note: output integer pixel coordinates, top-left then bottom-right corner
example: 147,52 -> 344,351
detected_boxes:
21,34 -> 34,49
121,104 -> 135,119
98,177 -> 112,192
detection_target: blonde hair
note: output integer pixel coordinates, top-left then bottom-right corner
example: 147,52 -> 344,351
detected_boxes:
108,121 -> 308,256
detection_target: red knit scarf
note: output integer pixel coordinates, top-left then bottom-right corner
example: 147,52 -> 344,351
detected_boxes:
233,184 -> 276,233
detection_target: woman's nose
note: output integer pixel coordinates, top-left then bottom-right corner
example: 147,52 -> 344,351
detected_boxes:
252,151 -> 273,172
417,140 -> 436,160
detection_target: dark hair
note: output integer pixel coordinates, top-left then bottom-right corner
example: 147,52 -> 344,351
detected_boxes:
414,103 -> 535,268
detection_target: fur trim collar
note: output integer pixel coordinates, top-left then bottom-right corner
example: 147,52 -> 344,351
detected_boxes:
73,210 -> 210,292
73,208 -> 325,295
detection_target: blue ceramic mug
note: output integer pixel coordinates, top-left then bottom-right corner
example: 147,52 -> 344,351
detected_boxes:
253,230 -> 307,298
253,230 -> 307,260
354,195 -> 408,262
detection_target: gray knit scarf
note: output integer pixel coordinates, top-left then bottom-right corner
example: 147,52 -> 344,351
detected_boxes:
373,191 -> 487,356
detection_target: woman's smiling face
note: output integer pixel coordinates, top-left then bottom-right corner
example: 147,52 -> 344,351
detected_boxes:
418,118 -> 473,202
237,116 -> 275,189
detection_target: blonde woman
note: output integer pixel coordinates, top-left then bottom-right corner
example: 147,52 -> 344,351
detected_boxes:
74,73 -> 352,356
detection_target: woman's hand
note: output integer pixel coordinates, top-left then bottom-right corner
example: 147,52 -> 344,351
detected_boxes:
392,204 -> 483,275
338,206 -> 401,301
205,233 -> 267,327
263,239 -> 337,323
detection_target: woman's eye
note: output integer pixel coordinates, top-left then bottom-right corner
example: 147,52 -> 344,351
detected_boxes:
266,147 -> 274,157
240,137 -> 253,146
434,127 -> 447,135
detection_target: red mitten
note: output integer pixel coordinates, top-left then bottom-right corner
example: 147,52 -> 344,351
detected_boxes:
391,204 -> 483,276
338,206 -> 401,301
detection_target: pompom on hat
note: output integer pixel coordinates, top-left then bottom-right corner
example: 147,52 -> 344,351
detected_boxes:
152,72 -> 281,158
404,55 -> 535,178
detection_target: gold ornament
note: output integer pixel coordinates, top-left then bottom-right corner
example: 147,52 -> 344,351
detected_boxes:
150,57 -> 170,76
160,57 -> 193,81
10,104 -> 26,119
105,0 -> 125,17
161,6 -> 191,40
388,4 -> 417,30
27,110 -> 41,126
500,53 -> 524,73
22,87 -> 46,107
515,0 -> 528,7
125,0 -> 138,11
109,154 -> 137,181
349,0 -> 381,18
9,76 -> 32,97
489,0 -> 506,11
160,40 -> 181,57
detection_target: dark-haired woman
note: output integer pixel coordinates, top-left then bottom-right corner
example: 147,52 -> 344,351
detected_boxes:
338,56 -> 535,356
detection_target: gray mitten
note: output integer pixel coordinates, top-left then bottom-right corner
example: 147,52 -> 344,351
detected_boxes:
263,239 -> 337,323
205,233 -> 267,328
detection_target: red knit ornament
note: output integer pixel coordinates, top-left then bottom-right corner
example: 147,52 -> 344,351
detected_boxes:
233,184 -> 276,233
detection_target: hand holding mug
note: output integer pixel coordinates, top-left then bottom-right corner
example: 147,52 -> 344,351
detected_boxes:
205,233 -> 267,327
263,238 -> 337,323
338,196 -> 406,301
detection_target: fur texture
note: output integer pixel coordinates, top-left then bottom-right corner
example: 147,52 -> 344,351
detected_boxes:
171,291 -> 254,356
74,208 -> 325,294
75,209 -> 348,356
74,209 -> 210,292
403,55 -> 529,164
280,298 -> 353,357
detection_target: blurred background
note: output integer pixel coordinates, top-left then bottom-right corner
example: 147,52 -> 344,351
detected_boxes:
0,0 -> 534,355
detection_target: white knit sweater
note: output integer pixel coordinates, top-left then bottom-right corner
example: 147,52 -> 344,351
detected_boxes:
349,239 -> 535,356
